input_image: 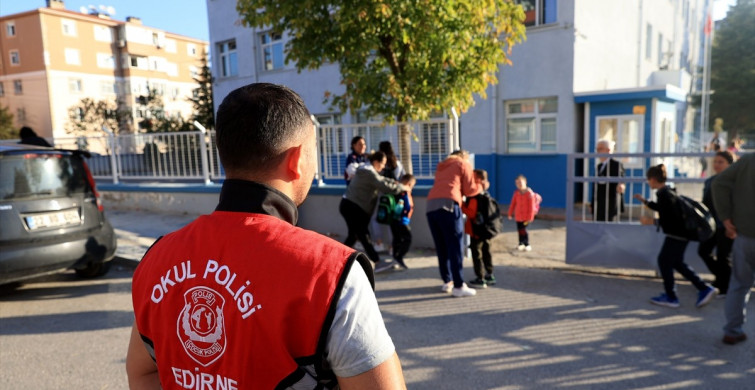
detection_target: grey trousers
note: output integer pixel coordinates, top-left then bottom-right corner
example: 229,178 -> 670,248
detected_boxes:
723,235 -> 755,337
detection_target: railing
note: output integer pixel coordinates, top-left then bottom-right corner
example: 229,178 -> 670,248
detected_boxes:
565,151 -> 717,270
5,116 -> 458,185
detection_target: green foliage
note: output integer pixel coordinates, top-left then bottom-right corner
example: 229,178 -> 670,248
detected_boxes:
136,89 -> 192,133
237,0 -> 525,123
0,105 -> 14,139
710,0 -> 755,136
65,98 -> 129,136
188,51 -> 215,130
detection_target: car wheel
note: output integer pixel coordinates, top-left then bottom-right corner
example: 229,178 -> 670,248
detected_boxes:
75,261 -> 112,278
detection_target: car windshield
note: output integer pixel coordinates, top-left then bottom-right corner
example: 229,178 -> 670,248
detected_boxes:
0,153 -> 89,200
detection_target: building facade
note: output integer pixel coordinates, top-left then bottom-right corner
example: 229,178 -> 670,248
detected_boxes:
206,0 -> 710,207
0,0 -> 208,139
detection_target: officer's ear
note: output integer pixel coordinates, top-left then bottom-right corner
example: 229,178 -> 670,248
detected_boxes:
284,144 -> 303,181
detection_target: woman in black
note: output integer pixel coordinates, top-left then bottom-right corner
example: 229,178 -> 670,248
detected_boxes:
635,164 -> 717,308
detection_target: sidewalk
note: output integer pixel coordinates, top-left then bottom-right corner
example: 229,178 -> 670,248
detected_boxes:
109,209 -> 753,389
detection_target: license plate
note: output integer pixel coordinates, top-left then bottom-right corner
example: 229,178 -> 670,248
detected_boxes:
25,209 -> 81,230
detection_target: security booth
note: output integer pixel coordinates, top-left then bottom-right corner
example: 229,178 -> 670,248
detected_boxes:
566,85 -> 708,270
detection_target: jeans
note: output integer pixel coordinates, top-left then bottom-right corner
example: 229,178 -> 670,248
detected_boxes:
657,236 -> 707,301
339,198 -> 380,263
389,221 -> 412,264
427,204 -> 465,288
723,235 -> 755,337
697,227 -> 733,293
470,237 -> 493,279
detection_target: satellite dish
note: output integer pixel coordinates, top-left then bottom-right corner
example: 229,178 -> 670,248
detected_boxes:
79,6 -> 88,13
107,6 -> 116,15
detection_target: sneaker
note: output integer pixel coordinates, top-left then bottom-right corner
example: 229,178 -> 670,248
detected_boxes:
374,260 -> 394,273
722,333 -> 747,345
468,278 -> 487,289
393,258 -> 408,270
452,283 -> 477,297
517,244 -> 526,251
484,275 -> 497,285
525,245 -> 532,252
440,281 -> 454,293
650,293 -> 680,308
696,286 -> 718,308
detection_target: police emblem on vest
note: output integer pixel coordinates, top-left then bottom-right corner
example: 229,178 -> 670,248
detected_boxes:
178,286 -> 226,366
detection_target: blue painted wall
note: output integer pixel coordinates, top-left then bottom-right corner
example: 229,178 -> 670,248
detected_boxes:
471,154 -> 566,208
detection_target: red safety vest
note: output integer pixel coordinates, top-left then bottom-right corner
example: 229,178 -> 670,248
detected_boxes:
132,211 -> 364,389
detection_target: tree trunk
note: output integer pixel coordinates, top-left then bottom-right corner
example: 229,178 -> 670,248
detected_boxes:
398,122 -> 412,175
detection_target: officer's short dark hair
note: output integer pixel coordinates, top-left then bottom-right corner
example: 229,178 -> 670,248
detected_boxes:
216,83 -> 311,176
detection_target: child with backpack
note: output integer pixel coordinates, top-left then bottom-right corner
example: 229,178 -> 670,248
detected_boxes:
634,164 -> 718,308
507,174 -> 541,251
386,174 -> 416,271
463,169 -> 501,288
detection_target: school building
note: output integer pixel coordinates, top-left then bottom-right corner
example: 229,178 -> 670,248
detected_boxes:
206,0 -> 711,207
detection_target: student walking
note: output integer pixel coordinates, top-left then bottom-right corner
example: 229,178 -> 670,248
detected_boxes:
463,169 -> 500,289
634,164 -> 718,308
507,175 -> 540,251
388,174 -> 416,270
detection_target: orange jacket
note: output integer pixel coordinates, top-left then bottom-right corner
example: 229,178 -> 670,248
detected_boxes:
427,156 -> 480,205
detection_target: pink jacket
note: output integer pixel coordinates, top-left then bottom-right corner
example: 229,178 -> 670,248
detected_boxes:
427,156 -> 480,205
508,188 -> 539,222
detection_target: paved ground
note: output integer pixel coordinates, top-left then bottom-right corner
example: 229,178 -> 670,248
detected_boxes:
109,209 -> 755,389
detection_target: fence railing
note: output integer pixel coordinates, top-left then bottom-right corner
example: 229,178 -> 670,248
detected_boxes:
4,116 -> 458,185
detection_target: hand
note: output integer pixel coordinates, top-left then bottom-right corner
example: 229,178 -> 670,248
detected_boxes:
639,216 -> 655,225
618,183 -> 625,194
507,216 -> 512,220
633,194 -> 644,202
723,219 -> 737,239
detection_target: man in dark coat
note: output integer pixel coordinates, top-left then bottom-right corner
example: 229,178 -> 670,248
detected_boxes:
18,126 -> 52,147
591,139 -> 625,222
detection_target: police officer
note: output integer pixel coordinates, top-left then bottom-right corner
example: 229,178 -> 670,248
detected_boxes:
126,83 -> 406,389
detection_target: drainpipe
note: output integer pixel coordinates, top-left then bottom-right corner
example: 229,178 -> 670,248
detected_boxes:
637,0 -> 644,86
193,121 -> 212,185
490,83 -> 498,198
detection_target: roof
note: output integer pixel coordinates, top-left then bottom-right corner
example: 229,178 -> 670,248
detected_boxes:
574,84 -> 687,103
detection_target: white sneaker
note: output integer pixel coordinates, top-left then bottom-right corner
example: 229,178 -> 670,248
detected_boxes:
374,260 -> 394,273
452,283 -> 477,297
440,281 -> 454,293
525,245 -> 532,252
517,244 -> 525,251
374,243 -> 385,252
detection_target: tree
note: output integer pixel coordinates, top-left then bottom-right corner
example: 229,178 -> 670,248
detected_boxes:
236,0 -> 526,173
189,51 -> 215,130
710,0 -> 755,139
65,98 -> 129,136
0,105 -> 14,139
136,89 -> 192,133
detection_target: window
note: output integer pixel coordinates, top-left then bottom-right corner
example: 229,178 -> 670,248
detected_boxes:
130,55 -> 147,69
516,0 -> 557,27
316,114 -> 343,154
657,33 -> 664,67
13,80 -> 22,95
645,24 -> 653,60
6,21 -> 15,37
261,32 -> 284,70
187,43 -> 197,56
9,50 -> 20,66
93,25 -> 112,42
16,107 -> 26,121
505,97 -> 558,153
100,81 -> 116,94
355,112 -> 388,151
68,78 -> 82,93
64,48 -> 80,65
0,82 -> 4,97
217,40 -> 238,77
97,53 -> 115,69
421,121 -> 448,155
62,19 -> 77,36
165,39 -> 177,53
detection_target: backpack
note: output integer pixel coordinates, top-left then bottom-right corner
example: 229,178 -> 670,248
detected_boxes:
471,192 -> 503,239
376,193 -> 403,225
676,194 -> 716,242
533,192 -> 543,215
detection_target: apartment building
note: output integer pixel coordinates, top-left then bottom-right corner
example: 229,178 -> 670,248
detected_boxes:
0,0 -> 208,139
207,0 -> 710,207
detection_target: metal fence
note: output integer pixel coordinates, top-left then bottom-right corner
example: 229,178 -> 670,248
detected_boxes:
4,115 -> 458,185
565,151 -> 717,270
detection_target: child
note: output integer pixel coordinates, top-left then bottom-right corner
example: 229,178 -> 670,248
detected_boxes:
634,164 -> 718,308
463,169 -> 498,288
389,174 -> 416,270
508,175 -> 538,251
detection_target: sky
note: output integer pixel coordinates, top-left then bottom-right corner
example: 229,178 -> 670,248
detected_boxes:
0,0 -> 739,44
0,0 -> 210,41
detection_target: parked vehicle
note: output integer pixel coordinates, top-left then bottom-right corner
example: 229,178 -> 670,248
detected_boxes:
0,145 -> 116,285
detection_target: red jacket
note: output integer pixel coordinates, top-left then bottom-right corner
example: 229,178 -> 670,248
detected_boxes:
508,188 -> 539,222
132,211 -> 365,389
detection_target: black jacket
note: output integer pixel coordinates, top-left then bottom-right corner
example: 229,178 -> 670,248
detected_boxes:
646,186 -> 687,238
